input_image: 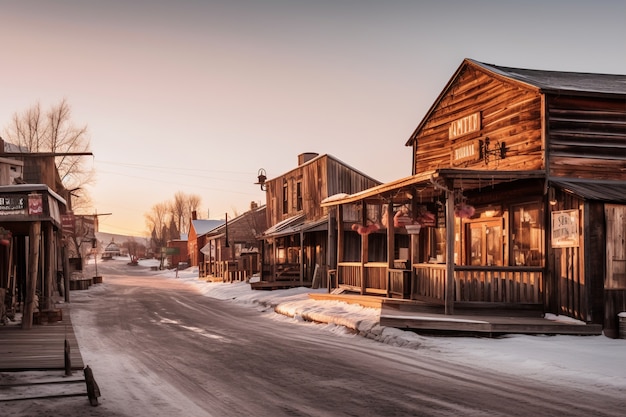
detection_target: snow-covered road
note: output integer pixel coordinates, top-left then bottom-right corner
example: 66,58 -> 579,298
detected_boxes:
2,258 -> 624,416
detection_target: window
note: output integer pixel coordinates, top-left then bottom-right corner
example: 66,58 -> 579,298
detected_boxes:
296,181 -> 303,211
466,218 -> 503,266
282,179 -> 288,214
511,203 -> 543,266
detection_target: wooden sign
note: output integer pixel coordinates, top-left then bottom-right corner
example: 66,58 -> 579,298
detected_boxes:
452,140 -> 481,165
449,112 -> 481,139
551,209 -> 579,248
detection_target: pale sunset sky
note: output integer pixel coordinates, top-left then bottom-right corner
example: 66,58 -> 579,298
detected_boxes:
1,0 -> 625,236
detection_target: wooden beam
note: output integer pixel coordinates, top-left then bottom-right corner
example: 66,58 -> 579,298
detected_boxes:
22,221 -> 41,330
445,191 -> 455,315
386,202 -> 394,298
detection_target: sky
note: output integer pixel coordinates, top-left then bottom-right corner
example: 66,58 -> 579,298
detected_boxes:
1,258 -> 624,416
1,0 -> 625,236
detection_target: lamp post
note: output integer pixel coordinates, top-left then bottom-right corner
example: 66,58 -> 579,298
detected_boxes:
255,168 -> 267,191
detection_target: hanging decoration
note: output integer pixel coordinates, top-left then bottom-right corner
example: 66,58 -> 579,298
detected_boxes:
351,223 -> 380,236
453,189 -> 475,219
0,226 -> 12,246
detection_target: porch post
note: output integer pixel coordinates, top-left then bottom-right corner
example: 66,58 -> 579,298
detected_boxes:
445,190 -> 455,315
336,205 -> 344,265
44,223 -> 54,311
300,230 -> 304,286
360,203 -> 368,295
386,202 -> 395,298
22,221 -> 41,330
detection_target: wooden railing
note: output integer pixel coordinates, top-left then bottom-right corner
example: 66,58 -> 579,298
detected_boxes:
412,264 -> 544,303
336,262 -> 407,296
412,264 -> 446,300
364,263 -> 387,294
337,262 -> 362,290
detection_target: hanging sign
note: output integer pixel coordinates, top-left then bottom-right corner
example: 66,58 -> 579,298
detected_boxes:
551,209 -> 579,248
28,193 -> 43,215
62,213 -> 76,235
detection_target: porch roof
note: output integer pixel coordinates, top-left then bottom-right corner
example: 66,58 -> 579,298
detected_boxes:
262,214 -> 327,239
321,169 -> 546,206
550,177 -> 626,203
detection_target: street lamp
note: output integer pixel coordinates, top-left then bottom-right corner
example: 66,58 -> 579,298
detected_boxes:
255,168 -> 267,191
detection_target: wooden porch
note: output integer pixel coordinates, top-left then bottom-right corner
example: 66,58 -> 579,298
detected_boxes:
0,306 -> 84,371
328,261 -> 601,334
310,293 -> 602,336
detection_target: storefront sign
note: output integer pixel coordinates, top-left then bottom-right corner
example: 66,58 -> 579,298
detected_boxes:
452,141 -> 481,165
449,112 -> 481,139
551,209 -> 579,248
0,195 -> 25,215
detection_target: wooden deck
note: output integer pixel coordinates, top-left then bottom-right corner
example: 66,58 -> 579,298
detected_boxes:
307,293 -> 603,336
0,307 -> 84,371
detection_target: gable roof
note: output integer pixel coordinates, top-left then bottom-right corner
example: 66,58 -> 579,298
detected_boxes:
407,58 -> 626,146
190,219 -> 224,236
470,59 -> 626,96
266,153 -> 380,185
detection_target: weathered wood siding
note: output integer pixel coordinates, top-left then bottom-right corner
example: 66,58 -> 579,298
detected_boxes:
266,155 -> 379,227
547,96 -> 626,180
412,64 -> 543,174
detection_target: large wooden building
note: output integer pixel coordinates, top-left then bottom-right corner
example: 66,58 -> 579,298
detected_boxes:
322,59 -> 626,337
256,153 -> 380,288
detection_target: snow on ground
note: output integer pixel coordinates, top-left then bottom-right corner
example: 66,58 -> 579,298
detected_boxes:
161,262 -> 626,391
1,257 -> 624,416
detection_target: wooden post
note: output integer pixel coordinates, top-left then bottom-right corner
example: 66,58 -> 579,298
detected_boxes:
44,223 -> 54,311
336,205 -> 344,266
360,203 -> 369,295
65,339 -> 72,376
386,202 -> 395,298
22,221 -> 41,330
84,365 -> 101,406
62,244 -> 71,303
445,191 -> 455,315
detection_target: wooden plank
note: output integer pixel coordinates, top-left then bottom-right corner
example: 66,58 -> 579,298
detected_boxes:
0,308 -> 84,371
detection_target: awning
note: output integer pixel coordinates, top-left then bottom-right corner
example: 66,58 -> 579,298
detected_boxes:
262,215 -> 328,239
550,178 -> 626,203
321,169 -> 545,207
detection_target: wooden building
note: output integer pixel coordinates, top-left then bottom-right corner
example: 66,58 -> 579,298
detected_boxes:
200,202 -> 266,282
187,213 -> 224,272
322,59 -> 626,337
255,153 -> 380,289
166,237 -> 189,269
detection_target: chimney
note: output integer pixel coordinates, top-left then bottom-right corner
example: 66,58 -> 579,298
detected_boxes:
298,152 -> 319,165
250,201 -> 258,210
191,210 -> 197,220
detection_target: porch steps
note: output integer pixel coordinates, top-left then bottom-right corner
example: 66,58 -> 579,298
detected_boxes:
308,293 -> 385,309
380,301 -> 603,336
251,280 -> 312,291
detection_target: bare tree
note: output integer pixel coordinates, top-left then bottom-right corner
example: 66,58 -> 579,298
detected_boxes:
2,99 -> 94,207
170,191 -> 202,235
145,202 -> 169,253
